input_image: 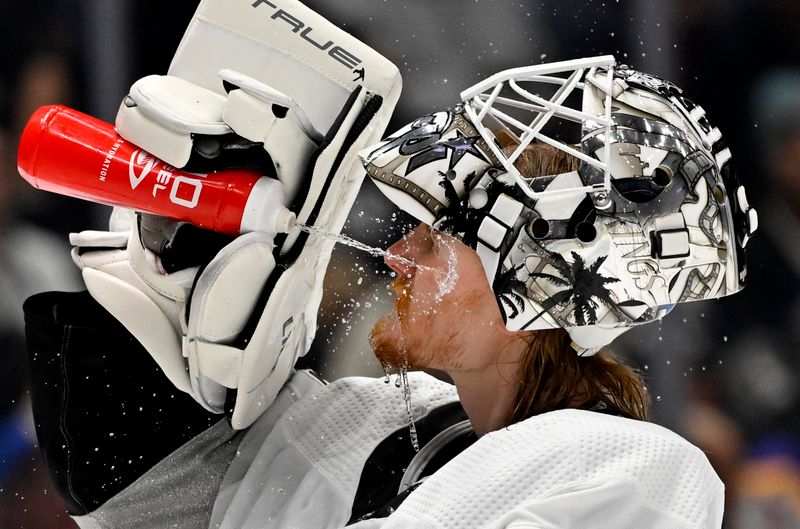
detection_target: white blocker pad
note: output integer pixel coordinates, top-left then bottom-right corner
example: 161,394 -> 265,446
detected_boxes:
108,0 -> 403,428
225,84 -> 399,428
169,0 -> 398,134
167,0 -> 401,247
116,75 -> 232,168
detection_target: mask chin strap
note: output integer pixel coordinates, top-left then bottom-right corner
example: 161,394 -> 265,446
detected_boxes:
566,326 -> 631,357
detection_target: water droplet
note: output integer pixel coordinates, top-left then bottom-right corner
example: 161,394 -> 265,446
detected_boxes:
434,231 -> 459,302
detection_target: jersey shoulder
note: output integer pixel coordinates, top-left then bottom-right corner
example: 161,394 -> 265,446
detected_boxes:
500,409 -> 723,524
393,409 -> 723,529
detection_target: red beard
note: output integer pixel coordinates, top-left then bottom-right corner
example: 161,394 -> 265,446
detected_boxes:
369,276 -> 466,372
369,276 -> 414,370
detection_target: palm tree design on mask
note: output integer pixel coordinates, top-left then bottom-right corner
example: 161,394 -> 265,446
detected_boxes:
493,264 -> 528,319
435,172 -> 515,248
530,251 -> 623,326
435,170 -> 481,245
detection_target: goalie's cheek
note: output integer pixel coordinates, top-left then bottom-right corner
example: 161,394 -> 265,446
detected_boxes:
386,224 -> 492,331
435,242 -> 508,330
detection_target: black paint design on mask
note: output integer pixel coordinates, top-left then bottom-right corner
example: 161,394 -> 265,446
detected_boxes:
530,251 -> 622,326
494,264 -> 528,319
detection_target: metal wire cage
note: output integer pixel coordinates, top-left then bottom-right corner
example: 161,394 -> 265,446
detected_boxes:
460,55 -> 617,199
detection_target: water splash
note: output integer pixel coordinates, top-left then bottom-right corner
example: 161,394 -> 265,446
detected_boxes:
433,231 -> 459,302
295,222 -> 434,453
295,222 -> 430,271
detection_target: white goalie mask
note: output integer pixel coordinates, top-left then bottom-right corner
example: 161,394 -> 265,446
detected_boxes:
361,56 -> 758,355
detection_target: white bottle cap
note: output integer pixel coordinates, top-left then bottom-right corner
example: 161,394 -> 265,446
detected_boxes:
240,177 -> 295,234
276,208 -> 296,233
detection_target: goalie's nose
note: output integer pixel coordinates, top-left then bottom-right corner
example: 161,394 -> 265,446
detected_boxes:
385,239 -> 415,279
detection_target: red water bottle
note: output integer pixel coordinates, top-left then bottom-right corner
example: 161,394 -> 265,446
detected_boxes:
17,105 -> 295,236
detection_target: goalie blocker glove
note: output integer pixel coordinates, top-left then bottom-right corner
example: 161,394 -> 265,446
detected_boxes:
53,0 -> 401,429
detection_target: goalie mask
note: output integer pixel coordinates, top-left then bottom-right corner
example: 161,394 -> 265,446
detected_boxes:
361,55 -> 758,355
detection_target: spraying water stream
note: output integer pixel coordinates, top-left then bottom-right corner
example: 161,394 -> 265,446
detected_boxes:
295,221 -> 435,451
295,222 -> 431,272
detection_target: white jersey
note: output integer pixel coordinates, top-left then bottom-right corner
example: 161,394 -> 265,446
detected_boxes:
74,370 -> 723,529
211,371 -> 723,529
210,371 -> 461,528
375,408 -> 724,529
